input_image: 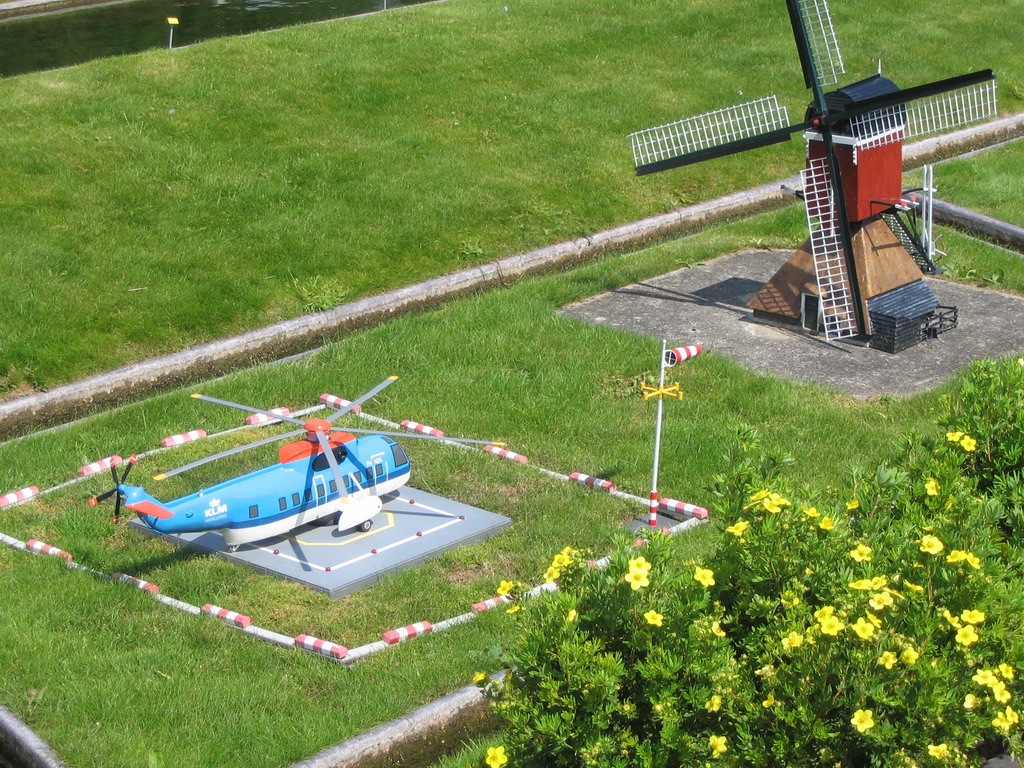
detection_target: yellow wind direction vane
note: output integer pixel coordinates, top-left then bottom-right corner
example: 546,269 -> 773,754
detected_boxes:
643,341 -> 702,527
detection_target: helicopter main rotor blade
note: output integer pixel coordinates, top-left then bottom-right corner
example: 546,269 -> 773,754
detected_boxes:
330,426 -> 502,446
152,428 -> 305,481
326,376 -> 400,423
190,394 -> 308,428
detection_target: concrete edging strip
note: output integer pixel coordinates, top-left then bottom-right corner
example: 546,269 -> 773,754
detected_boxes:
1,113 -> 1022,437
0,706 -> 65,768
932,199 -> 1024,251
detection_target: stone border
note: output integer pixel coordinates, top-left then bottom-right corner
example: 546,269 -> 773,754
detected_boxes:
3,113 -> 1021,438
0,706 -> 65,768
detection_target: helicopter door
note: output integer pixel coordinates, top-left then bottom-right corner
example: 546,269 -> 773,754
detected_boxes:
312,475 -> 329,504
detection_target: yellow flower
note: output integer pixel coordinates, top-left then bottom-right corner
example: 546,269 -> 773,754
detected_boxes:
943,608 -> 962,627
869,592 -> 894,611
506,605 -> 521,614
901,647 -> 920,665
709,735 -> 728,758
782,631 -> 804,650
815,605 -> 835,621
551,553 -> 572,569
485,746 -> 509,768
956,625 -> 979,647
993,706 -> 1019,733
850,544 -> 873,562
628,556 -> 652,575
496,580 -> 515,596
965,552 -> 981,569
919,535 -> 944,555
1000,664 -> 1016,680
852,617 -> 876,640
802,506 -> 820,517
544,566 -> 561,583
961,435 -> 978,452
694,566 -> 716,588
866,612 -> 882,628
473,672 -> 487,684
705,694 -> 722,712
780,593 -> 801,609
964,694 -> 980,709
927,744 -> 950,759
565,609 -> 577,624
974,670 -> 999,687
819,517 -> 834,531
624,570 -> 650,591
726,520 -> 750,537
961,609 -> 986,625
711,620 -> 726,638
748,490 -> 770,503
992,681 -> 1012,704
925,477 -> 940,496
846,499 -> 860,510
849,579 -> 874,590
851,709 -> 875,733
762,694 -> 776,708
819,616 -> 845,636
644,610 -> 663,627
946,431 -> 964,442
878,651 -> 897,670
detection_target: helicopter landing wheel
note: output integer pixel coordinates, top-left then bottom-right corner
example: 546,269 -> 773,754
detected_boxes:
357,519 -> 373,533
227,545 -> 238,553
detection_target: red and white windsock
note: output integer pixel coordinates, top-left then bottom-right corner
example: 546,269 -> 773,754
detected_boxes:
295,633 -> 348,660
245,407 -> 291,426
569,472 -> 617,493
483,445 -> 528,464
0,486 -> 40,507
401,420 -> 445,438
664,345 -> 703,366
382,621 -> 433,645
471,594 -> 513,613
77,455 -> 123,478
319,394 -> 361,414
112,572 -> 160,594
659,498 -> 709,520
202,604 -> 253,628
25,539 -> 73,562
160,430 -> 207,448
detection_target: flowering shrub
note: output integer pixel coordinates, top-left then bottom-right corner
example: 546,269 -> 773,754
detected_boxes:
486,433 -> 1024,767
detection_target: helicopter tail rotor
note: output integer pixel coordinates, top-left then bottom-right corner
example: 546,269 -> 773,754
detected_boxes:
87,454 -> 139,524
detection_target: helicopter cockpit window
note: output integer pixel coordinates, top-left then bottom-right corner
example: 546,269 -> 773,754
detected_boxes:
391,443 -> 409,467
311,444 -> 348,472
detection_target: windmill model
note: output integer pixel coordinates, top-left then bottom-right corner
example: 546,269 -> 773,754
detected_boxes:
628,0 -> 998,352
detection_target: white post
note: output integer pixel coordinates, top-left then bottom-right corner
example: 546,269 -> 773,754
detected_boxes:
167,17 -> 179,49
648,339 -> 667,527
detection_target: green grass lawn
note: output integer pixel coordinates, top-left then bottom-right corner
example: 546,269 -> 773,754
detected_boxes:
1,0 -> 1021,395
8,205 -> 1017,767
925,139 -> 1024,227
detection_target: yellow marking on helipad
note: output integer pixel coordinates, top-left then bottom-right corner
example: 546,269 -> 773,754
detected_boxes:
289,511 -> 395,546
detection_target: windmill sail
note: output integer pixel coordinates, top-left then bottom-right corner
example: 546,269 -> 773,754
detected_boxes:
802,157 -> 859,340
788,0 -> 845,89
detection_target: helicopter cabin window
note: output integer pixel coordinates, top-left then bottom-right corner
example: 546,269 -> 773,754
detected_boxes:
311,445 -> 348,472
278,497 -> 287,511
329,480 -> 337,494
292,492 -> 301,506
375,464 -> 384,478
305,489 -> 312,502
391,443 -> 409,466
365,469 -> 373,483
249,505 -> 259,519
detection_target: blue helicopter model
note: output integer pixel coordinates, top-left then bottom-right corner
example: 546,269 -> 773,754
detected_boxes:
88,377 -> 498,551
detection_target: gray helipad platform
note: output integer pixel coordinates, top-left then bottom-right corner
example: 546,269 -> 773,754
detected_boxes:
130,487 -> 510,599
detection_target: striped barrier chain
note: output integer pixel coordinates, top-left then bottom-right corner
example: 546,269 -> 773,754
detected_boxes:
244,407 -> 291,426
401,420 -> 445,437
25,539 -> 73,562
471,594 -> 513,613
319,394 -> 361,414
202,604 -> 253,628
159,430 -> 207,448
382,621 -> 433,645
77,455 -> 123,478
295,633 -> 348,660
112,572 -> 160,595
483,445 -> 528,464
568,472 -> 617,493
659,498 -> 709,520
0,486 -> 40,507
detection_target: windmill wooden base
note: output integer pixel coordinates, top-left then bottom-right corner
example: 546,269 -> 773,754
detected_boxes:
748,217 -> 951,352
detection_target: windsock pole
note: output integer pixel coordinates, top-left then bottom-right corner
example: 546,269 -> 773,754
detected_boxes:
641,340 -> 688,527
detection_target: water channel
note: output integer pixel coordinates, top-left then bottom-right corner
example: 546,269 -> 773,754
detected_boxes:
0,0 -> 428,77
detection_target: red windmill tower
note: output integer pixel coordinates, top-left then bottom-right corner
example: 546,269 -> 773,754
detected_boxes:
628,0 -> 998,352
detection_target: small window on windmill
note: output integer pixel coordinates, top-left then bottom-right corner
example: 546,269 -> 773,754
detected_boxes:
801,293 -> 820,333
